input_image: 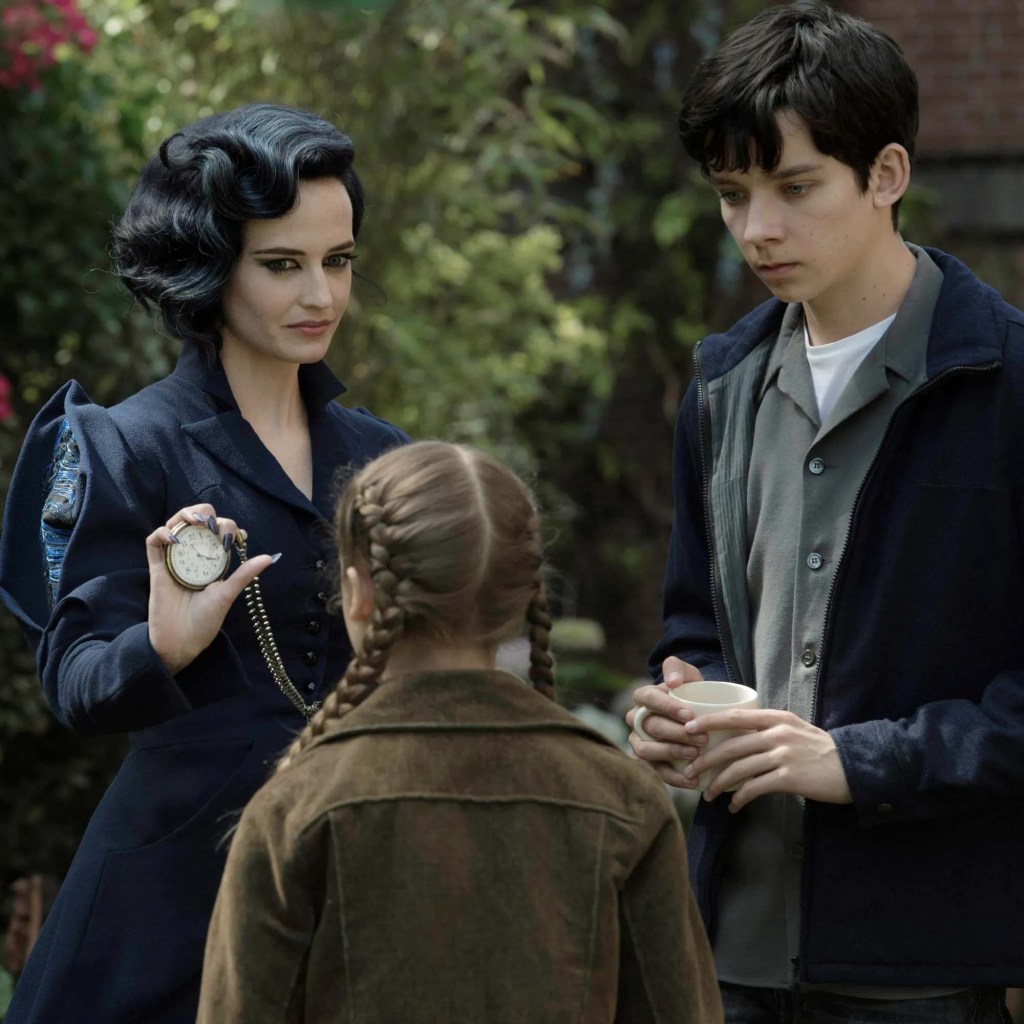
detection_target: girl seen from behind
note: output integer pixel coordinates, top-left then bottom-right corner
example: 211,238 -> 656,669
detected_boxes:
196,440 -> 722,1024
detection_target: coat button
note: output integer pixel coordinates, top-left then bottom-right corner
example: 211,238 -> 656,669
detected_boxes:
315,591 -> 328,606
302,651 -> 319,666
315,559 -> 328,572
306,681 -> 317,692
306,619 -> 322,636
806,552 -> 823,570
801,646 -> 817,668
808,457 -> 825,475
878,802 -> 894,815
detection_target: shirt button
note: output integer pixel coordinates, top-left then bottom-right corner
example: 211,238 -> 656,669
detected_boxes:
306,619 -> 322,636
809,457 -> 825,475
807,552 -> 823,570
315,591 -> 328,606
302,650 -> 319,666
306,681 -> 317,692
801,646 -> 817,668
315,559 -> 328,572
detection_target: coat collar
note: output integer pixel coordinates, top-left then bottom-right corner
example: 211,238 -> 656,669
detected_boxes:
172,343 -> 347,411
172,344 -> 351,520
698,245 -> 1010,386
304,669 -> 619,752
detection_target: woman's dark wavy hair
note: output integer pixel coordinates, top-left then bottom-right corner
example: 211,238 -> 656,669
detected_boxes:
111,102 -> 364,361
679,0 -> 918,228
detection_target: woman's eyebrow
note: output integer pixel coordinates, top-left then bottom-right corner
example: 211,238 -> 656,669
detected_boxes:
250,242 -> 355,255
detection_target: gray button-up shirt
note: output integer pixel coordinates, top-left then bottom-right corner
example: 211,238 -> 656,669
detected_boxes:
713,247 -> 944,993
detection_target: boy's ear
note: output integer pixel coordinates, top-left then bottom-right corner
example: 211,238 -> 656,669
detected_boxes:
344,564 -> 375,622
871,142 -> 912,213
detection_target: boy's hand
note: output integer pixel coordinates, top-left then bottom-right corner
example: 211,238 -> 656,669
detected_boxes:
684,708 -> 853,810
625,656 -> 709,788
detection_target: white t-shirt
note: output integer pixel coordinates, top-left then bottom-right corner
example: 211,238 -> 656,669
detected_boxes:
804,313 -> 897,423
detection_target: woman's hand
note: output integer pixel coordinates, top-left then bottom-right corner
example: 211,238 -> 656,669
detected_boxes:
145,503 -> 278,675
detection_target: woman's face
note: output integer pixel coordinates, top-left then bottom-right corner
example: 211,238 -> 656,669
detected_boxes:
219,177 -> 355,369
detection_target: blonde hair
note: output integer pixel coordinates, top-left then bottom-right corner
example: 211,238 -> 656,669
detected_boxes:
277,441 -> 554,770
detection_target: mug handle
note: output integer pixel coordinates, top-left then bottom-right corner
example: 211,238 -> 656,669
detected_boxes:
632,705 -> 654,741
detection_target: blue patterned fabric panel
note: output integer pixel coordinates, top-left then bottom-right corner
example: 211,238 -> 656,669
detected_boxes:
41,418 -> 81,606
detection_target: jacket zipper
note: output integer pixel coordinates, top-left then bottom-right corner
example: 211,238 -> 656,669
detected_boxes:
694,338 -> 742,689
796,359 -> 999,981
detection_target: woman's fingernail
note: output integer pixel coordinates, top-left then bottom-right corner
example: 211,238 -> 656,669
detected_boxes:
167,534 -> 180,545
191,511 -> 208,523
683,765 -> 695,779
207,515 -> 219,535
222,533 -> 234,551
270,552 -> 282,564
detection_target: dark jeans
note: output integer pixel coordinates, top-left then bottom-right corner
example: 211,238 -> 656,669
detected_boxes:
720,982 -> 1013,1024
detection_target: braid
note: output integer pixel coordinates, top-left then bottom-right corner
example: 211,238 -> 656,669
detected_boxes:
276,493 -> 406,772
526,578 -> 555,701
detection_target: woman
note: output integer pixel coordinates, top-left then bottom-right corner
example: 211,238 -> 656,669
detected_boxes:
0,103 -> 407,1024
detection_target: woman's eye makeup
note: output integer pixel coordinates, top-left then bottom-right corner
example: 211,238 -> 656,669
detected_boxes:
261,258 -> 298,272
325,252 -> 357,268
259,252 -> 357,272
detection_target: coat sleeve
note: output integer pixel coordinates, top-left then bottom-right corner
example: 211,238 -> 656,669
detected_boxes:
647,382 -> 727,682
0,382 -> 248,735
615,797 -> 723,1023
197,780 -> 316,1024
832,672 -> 1024,825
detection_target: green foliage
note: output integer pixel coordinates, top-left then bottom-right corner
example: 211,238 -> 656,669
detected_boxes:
0,964 -> 11,1017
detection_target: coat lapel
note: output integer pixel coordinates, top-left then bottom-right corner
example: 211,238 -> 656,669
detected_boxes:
174,346 -> 349,521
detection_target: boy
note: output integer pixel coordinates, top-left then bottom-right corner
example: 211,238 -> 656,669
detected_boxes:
628,3 -> 1024,1020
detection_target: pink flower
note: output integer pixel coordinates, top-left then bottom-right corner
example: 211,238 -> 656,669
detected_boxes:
0,375 -> 12,424
0,0 -> 97,90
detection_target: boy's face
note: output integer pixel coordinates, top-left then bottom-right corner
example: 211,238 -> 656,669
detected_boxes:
708,112 -> 893,309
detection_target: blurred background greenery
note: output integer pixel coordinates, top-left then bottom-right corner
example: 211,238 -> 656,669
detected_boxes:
0,0 -> 1018,978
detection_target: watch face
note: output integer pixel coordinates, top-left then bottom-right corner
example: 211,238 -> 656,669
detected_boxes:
165,522 -> 230,590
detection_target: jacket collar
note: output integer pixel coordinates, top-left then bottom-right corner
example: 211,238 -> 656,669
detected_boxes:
171,343 -> 347,412
699,245 -> 1010,386
305,669 -> 619,752
171,344 -> 350,520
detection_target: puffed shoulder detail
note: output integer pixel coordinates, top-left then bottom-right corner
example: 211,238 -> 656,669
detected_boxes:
41,418 -> 82,606
0,381 -> 162,647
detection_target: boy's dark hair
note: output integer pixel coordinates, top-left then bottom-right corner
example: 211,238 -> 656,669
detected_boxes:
111,103 -> 364,362
679,0 -> 918,227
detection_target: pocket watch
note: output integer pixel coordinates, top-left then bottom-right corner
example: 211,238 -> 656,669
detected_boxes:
162,524 -> 320,722
164,522 -> 232,590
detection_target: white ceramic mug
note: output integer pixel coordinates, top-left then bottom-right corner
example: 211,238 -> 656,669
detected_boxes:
634,680 -> 758,791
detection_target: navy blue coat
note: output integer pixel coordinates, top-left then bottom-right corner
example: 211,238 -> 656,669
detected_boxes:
650,247 -> 1024,986
0,345 -> 408,1022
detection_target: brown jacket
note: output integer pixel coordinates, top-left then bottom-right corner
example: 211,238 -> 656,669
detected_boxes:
197,669 -> 722,1023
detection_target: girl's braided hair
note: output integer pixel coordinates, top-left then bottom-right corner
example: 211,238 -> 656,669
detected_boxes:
276,441 -> 554,770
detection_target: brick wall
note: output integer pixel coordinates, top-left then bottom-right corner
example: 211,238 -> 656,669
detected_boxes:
844,0 -> 1024,304
845,0 -> 1024,157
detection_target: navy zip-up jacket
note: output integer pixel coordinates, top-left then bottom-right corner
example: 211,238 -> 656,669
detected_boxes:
651,247 -> 1024,986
